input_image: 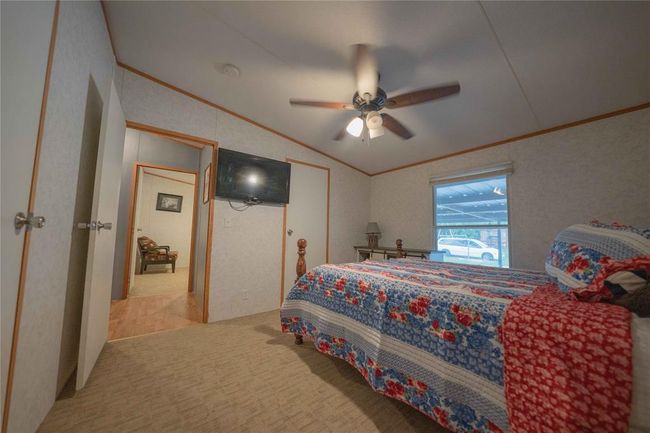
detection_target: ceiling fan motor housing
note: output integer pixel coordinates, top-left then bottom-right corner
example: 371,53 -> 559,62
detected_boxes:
353,87 -> 387,115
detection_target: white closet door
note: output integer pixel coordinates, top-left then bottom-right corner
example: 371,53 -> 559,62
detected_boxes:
0,0 -> 56,423
282,162 -> 328,301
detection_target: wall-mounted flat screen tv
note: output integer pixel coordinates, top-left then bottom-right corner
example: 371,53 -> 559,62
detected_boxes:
215,148 -> 291,204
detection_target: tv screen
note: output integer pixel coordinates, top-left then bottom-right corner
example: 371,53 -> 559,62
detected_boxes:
215,148 -> 291,204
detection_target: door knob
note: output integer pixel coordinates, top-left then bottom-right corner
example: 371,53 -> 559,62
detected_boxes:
287,228 -> 293,236
77,221 -> 112,231
96,221 -> 112,231
15,212 -> 46,231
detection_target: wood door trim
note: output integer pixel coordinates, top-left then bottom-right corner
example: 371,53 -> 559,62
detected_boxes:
145,130 -> 205,150
121,163 -> 139,298
3,2 -> 60,431
142,169 -> 195,186
122,163 -> 199,298
202,146 -> 217,322
286,158 -> 330,172
188,176 -> 199,293
133,162 -> 197,174
279,159 -> 330,304
280,198 -> 288,306
125,120 -> 217,148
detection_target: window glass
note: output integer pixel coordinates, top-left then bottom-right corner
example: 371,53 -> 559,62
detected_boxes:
433,175 -> 509,268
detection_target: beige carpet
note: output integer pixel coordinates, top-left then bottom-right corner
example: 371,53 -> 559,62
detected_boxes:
130,267 -> 189,297
39,310 -> 449,433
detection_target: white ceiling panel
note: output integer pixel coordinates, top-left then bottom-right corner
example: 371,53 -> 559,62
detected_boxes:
482,1 -> 650,127
143,167 -> 195,184
105,1 -> 648,174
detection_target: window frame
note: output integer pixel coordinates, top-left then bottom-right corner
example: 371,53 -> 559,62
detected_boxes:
431,173 -> 512,268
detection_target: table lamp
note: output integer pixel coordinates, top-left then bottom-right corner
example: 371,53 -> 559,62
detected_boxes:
366,222 -> 381,248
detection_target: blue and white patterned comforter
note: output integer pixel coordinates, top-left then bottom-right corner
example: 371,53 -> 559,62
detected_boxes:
280,259 -> 551,433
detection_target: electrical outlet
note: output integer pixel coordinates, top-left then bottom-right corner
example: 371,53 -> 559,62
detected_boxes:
242,289 -> 249,300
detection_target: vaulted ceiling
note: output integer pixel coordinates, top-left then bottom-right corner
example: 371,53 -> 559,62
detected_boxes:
104,1 -> 649,174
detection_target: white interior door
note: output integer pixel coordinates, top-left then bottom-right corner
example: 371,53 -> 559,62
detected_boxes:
76,80 -> 125,389
0,0 -> 56,421
283,162 -> 328,300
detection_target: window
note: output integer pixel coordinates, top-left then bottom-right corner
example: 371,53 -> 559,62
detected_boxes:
432,168 -> 510,268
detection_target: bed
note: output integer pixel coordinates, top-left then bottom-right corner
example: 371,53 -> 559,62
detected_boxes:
280,238 -> 649,433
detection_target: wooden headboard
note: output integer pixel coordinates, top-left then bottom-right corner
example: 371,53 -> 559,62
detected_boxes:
294,238 -> 406,281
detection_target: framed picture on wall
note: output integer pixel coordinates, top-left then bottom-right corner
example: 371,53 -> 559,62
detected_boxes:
156,193 -> 183,213
203,163 -> 211,204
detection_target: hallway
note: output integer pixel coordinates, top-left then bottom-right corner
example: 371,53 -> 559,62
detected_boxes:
108,293 -> 200,341
130,267 -> 190,297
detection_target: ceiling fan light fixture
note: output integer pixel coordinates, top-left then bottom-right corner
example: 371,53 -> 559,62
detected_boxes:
346,117 -> 364,137
365,111 -> 384,139
366,111 -> 383,128
368,126 -> 384,139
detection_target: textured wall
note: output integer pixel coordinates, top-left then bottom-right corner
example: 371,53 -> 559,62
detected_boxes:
111,128 -> 201,299
119,70 -> 216,140
210,112 -> 370,321
371,108 -> 650,270
117,67 -> 371,322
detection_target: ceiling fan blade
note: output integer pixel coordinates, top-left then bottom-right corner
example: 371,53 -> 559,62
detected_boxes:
333,128 -> 347,141
289,99 -> 355,110
386,82 -> 460,109
353,44 -> 378,101
381,114 -> 414,140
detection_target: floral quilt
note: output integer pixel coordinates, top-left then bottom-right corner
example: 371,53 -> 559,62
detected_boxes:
280,259 -> 551,433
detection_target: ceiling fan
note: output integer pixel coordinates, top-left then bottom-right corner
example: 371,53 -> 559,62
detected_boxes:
289,44 -> 460,141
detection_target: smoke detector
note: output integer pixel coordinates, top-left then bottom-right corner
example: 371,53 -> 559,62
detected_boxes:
221,64 -> 241,78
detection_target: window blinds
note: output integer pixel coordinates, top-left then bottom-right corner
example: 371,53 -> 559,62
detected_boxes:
429,162 -> 513,185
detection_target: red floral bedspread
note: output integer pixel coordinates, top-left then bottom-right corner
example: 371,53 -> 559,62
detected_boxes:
502,284 -> 633,433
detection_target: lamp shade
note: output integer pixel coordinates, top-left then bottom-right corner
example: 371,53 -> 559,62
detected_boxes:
365,222 -> 381,234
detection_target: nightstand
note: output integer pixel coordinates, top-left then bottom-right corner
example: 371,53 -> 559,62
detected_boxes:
353,245 -> 442,262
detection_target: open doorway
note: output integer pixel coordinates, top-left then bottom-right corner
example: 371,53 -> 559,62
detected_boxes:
108,125 -> 216,340
130,166 -> 197,297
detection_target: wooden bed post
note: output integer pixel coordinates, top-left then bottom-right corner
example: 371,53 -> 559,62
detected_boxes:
295,239 -> 307,345
296,238 -> 307,282
396,239 -> 405,258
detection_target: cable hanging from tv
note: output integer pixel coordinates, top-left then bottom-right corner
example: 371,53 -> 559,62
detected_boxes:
228,197 -> 263,212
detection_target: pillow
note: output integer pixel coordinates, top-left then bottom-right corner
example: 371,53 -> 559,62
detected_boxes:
545,221 -> 650,293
